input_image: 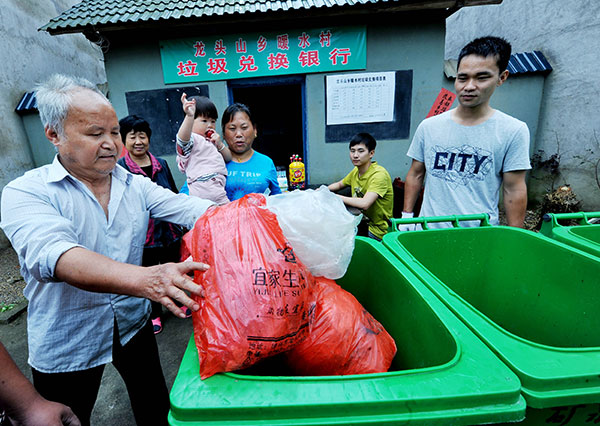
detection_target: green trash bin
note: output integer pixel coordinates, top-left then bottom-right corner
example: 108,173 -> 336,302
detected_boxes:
169,236 -> 525,425
384,215 -> 600,424
540,212 -> 600,257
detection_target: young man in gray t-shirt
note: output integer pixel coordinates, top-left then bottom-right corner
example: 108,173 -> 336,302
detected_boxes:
401,36 -> 531,229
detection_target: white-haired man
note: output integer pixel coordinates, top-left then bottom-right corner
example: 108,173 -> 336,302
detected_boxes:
1,74 -> 214,426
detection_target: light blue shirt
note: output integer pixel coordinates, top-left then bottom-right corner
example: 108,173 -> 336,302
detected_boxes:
225,151 -> 281,201
407,110 -> 530,227
0,156 -> 213,373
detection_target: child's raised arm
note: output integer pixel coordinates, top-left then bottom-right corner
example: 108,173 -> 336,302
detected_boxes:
177,92 -> 196,144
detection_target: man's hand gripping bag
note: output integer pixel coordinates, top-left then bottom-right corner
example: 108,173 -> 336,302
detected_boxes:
187,194 -> 313,379
285,277 -> 397,376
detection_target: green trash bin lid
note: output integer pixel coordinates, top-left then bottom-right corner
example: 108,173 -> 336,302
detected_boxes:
383,223 -> 600,409
169,237 -> 524,425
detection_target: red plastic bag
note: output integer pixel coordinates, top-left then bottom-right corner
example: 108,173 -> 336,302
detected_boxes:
187,194 -> 313,379
285,277 -> 397,376
180,228 -> 192,262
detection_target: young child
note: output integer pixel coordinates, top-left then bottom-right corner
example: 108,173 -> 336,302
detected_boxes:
176,93 -> 231,204
328,132 -> 394,241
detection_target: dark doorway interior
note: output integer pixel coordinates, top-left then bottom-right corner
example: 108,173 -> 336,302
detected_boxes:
229,82 -> 304,172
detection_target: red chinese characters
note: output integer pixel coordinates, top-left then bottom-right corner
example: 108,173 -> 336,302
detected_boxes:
319,30 -> 332,48
267,53 -> 289,70
329,48 -> 351,65
238,55 -> 258,72
298,32 -> 310,49
298,50 -> 319,67
174,27 -> 358,81
235,38 -> 247,53
207,57 -> 229,75
176,60 -> 199,76
277,34 -> 290,50
214,39 -> 227,56
257,35 -> 267,53
193,41 -> 206,57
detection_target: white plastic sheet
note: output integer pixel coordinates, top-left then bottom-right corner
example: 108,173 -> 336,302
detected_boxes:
266,186 -> 362,279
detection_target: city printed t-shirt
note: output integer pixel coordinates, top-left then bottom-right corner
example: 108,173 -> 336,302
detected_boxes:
342,161 -> 394,239
226,151 -> 282,201
407,109 -> 531,227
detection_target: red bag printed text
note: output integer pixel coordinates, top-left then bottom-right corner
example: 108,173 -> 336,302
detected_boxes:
187,194 -> 313,379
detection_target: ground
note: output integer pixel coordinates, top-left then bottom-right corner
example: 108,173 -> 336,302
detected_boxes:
0,246 -> 25,308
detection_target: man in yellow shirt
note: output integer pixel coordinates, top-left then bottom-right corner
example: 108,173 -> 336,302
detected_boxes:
328,133 -> 394,240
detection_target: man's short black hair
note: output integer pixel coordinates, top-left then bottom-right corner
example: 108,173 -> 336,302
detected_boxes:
349,132 -> 376,151
188,95 -> 218,120
457,36 -> 512,73
119,115 -> 152,143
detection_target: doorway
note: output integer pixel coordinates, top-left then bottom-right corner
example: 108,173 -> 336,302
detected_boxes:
228,76 -> 306,181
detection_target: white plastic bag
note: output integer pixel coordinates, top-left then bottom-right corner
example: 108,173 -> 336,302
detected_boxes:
266,186 -> 362,279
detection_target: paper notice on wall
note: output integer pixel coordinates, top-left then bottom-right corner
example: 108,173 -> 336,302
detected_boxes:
326,72 -> 395,125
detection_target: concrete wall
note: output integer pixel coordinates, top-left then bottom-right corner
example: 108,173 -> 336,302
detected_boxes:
0,0 -> 106,247
446,0 -> 600,209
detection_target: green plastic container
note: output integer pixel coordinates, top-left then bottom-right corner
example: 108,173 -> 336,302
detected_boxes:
169,237 -> 524,425
384,216 -> 600,417
540,212 -> 600,257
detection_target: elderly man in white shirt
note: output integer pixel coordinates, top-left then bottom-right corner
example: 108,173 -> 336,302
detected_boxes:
1,74 -> 214,426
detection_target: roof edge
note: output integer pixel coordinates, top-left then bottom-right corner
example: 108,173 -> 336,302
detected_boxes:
40,0 -> 503,36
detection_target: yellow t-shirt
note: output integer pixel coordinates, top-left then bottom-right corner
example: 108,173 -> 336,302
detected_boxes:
342,162 -> 394,239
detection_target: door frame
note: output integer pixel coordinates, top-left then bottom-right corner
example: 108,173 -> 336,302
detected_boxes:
227,75 -> 309,183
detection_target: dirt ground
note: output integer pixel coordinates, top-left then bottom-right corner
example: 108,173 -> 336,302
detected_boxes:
0,246 -> 25,307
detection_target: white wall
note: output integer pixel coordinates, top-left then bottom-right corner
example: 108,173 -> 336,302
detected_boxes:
0,0 -> 106,247
446,0 -> 600,209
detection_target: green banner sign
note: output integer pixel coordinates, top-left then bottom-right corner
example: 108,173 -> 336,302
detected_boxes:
159,26 -> 366,84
